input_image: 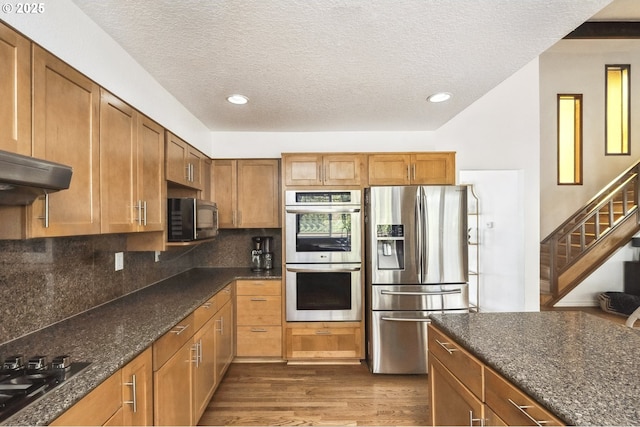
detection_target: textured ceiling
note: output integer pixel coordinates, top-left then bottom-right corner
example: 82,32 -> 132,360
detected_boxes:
71,0 -> 617,132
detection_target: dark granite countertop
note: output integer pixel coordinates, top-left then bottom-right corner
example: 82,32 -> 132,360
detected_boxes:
0,267 -> 281,426
429,311 -> 640,426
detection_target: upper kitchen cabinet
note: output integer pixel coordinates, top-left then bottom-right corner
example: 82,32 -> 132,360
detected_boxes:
0,23 -> 31,155
100,90 -> 165,234
212,159 -> 280,228
29,45 -> 101,237
368,152 -> 456,185
166,131 -> 205,190
282,153 -> 364,187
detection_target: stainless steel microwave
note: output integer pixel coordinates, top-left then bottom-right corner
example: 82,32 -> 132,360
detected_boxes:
167,198 -> 218,242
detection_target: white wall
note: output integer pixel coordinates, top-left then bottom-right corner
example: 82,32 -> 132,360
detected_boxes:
0,1 -> 212,154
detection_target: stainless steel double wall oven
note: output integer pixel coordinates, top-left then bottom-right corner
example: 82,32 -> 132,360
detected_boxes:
284,189 -> 362,322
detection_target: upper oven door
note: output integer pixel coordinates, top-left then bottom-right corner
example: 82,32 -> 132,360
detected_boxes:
285,202 -> 362,263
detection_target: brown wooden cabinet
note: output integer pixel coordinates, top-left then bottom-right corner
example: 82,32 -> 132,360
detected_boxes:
0,22 -> 30,155
192,315 -> 217,423
100,90 -> 165,234
236,280 -> 282,359
212,159 -> 280,228
28,45 -> 101,238
282,153 -> 364,186
50,349 -> 152,426
428,324 -> 564,427
121,348 -> 154,426
166,131 -> 205,190
285,322 -> 363,361
368,152 -> 455,185
214,298 -> 234,382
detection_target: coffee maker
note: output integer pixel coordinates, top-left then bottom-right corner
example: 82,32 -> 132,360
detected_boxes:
251,236 -> 274,271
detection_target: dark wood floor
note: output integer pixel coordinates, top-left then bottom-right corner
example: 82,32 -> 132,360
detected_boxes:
198,362 -> 428,426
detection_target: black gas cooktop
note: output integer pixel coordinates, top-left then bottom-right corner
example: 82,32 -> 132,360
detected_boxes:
0,355 -> 90,423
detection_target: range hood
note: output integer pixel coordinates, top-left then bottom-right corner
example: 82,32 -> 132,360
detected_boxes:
0,149 -> 73,205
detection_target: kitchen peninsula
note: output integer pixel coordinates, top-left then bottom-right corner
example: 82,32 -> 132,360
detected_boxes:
429,311 -> 640,426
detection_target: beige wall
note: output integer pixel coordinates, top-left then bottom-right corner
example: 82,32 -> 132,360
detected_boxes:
539,39 -> 640,237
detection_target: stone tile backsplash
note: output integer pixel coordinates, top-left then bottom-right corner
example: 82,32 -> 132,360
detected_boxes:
0,229 -> 281,344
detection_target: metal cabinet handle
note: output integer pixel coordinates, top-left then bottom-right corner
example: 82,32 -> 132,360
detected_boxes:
185,163 -> 191,181
469,410 -> 484,426
315,330 -> 331,335
380,289 -> 462,296
216,317 -> 224,334
435,338 -> 458,354
412,164 -> 416,180
123,374 -> 137,413
38,193 -> 50,228
251,328 -> 268,332
142,200 -> 147,226
250,297 -> 267,301
507,399 -> 550,426
381,317 -> 431,323
191,341 -> 200,367
407,164 -> 411,181
170,324 -> 190,335
202,302 -> 213,309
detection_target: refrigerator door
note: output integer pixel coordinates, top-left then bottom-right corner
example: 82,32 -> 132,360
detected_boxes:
367,186 -> 420,284
371,284 -> 469,311
420,186 -> 468,284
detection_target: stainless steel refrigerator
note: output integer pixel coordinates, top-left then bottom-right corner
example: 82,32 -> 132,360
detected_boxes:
365,185 -> 469,374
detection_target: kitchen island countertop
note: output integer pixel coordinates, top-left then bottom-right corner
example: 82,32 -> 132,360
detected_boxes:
429,311 -> 640,426
0,267 -> 281,426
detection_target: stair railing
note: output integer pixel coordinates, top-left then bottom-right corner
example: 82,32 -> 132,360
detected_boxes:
542,161 -> 640,298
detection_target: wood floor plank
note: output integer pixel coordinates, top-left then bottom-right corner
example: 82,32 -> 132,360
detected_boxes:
198,362 -> 428,426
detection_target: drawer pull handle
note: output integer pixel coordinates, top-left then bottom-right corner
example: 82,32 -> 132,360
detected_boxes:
202,302 -> 213,309
469,410 -> 484,427
250,298 -> 267,301
170,324 -> 190,335
315,330 -> 332,335
507,399 -> 550,426
124,374 -> 138,413
251,328 -> 268,332
435,339 -> 458,354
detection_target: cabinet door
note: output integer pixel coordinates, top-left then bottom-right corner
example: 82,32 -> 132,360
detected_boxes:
211,159 -> 237,228
283,154 -> 323,186
322,154 -> 363,186
187,146 -> 204,190
193,316 -> 217,423
165,131 -> 189,186
368,154 -> 411,185
429,354 -> 484,427
214,300 -> 234,383
237,159 -> 280,227
137,115 -> 165,231
31,45 -> 101,237
121,348 -> 153,426
237,326 -> 282,357
0,22 -> 30,155
412,152 -> 455,184
154,339 -> 194,426
100,90 -> 137,234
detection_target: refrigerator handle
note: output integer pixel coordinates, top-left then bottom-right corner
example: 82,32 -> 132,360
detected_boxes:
415,187 -> 423,281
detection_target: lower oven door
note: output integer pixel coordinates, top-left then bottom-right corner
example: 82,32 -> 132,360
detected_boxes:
286,263 -> 362,322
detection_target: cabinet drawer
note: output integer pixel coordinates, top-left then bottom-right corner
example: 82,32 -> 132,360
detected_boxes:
153,313 -> 195,370
286,326 -> 362,359
217,284 -> 232,306
237,326 -> 282,357
428,324 -> 483,400
485,368 -> 564,426
50,371 -> 121,426
193,295 -> 218,331
236,296 -> 281,325
236,280 -> 281,296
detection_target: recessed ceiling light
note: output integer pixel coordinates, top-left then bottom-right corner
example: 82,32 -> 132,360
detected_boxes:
427,92 -> 452,103
226,94 -> 249,105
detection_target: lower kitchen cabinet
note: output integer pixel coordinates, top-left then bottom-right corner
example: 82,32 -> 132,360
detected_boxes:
154,337 -> 194,426
428,324 -> 564,426
214,298 -> 234,380
235,279 -> 282,359
193,315 -> 217,422
50,349 -> 152,426
285,322 -> 363,361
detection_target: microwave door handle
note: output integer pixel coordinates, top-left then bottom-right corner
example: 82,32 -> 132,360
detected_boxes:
286,267 -> 361,273
285,208 -> 361,214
